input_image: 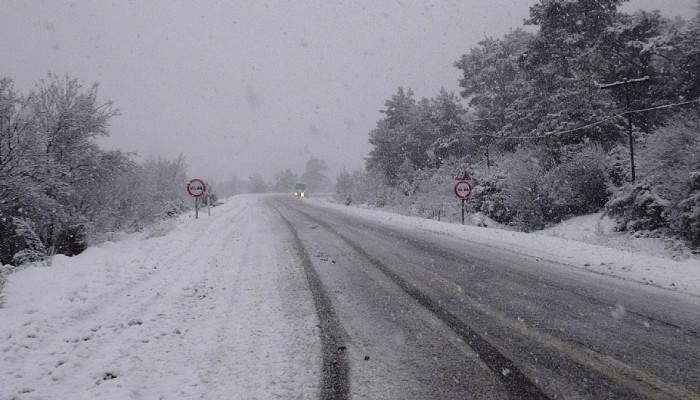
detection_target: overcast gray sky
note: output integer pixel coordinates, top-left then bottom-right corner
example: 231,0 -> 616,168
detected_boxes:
1,0 -> 696,181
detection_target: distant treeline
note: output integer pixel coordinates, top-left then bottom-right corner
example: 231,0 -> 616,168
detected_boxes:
217,157 -> 333,196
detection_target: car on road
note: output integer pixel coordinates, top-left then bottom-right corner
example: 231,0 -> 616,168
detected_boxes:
294,183 -> 306,198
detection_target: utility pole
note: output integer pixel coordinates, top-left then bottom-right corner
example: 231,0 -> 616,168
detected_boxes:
596,76 -> 649,182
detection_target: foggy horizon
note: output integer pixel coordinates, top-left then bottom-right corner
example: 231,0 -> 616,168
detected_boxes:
1,0 -> 695,182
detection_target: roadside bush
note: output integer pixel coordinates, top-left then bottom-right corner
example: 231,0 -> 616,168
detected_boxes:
54,223 -> 89,257
501,145 -> 608,231
501,149 -> 551,230
402,161 -> 460,221
0,217 -> 46,265
547,145 -> 608,216
335,170 -> 354,203
345,169 -> 390,207
469,172 -> 513,224
606,181 -> 671,231
606,114 -> 700,247
676,172 -> 700,247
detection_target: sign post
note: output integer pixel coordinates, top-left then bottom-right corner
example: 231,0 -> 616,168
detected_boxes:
453,171 -> 473,225
186,178 -> 207,219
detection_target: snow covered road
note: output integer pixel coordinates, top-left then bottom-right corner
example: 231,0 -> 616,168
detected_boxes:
1,196 -> 320,400
270,195 -> 700,400
2,194 -> 699,399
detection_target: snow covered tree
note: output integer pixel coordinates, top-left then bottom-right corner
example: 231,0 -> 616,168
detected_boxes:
248,173 -> 269,194
651,5 -> 700,108
427,89 -> 470,166
0,74 -> 193,264
595,11 -> 678,132
526,0 -> 625,67
607,113 -> 700,245
131,154 -> 189,226
301,157 -> 332,192
367,87 -> 418,185
218,175 -> 247,196
455,29 -> 534,157
27,75 -> 119,252
272,169 -> 298,192
335,170 -> 354,203
368,87 -> 473,184
518,2 -> 621,147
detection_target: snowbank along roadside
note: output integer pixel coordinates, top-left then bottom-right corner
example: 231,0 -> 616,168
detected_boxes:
308,198 -> 700,298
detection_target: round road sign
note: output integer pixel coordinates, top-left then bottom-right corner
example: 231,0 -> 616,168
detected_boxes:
187,179 -> 207,198
454,180 -> 473,199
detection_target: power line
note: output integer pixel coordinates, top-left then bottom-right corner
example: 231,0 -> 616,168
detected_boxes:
465,98 -> 700,140
594,76 -> 650,89
621,98 -> 700,116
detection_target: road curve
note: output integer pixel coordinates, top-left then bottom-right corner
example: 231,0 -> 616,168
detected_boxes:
268,195 -> 700,400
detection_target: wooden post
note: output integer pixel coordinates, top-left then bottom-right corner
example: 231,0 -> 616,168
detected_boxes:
624,84 -> 636,182
596,76 -> 648,182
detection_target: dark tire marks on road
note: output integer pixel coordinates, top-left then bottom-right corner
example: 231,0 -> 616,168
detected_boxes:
282,200 -> 551,400
272,204 -> 350,400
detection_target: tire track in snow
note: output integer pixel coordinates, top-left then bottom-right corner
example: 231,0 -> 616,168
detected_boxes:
0,201 -> 252,398
271,204 -> 350,400
292,201 -> 700,400
284,201 -> 551,400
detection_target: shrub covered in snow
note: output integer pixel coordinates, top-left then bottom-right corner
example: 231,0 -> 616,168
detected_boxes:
677,172 -> 700,247
606,115 -> 700,248
339,169 -> 391,207
499,146 -> 608,231
466,167 -> 514,224
0,76 -> 192,266
607,182 -> 671,232
0,218 -> 46,266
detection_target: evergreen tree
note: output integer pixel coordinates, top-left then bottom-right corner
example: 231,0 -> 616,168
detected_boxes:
272,169 -> 298,192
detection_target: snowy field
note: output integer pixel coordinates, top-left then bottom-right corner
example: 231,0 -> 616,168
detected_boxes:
0,196 -> 320,400
310,198 -> 700,298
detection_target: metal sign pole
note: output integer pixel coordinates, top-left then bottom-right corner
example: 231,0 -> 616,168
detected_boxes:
454,170 -> 473,226
187,178 -> 207,220
207,195 -> 211,216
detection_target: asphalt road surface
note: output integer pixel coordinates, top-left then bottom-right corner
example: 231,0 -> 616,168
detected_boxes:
268,195 -> 700,400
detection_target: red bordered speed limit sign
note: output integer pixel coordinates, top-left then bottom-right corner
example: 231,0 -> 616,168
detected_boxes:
187,179 -> 207,198
454,180 -> 473,199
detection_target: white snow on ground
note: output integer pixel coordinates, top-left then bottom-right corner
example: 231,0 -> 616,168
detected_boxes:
540,212 -> 695,261
309,198 -> 700,298
0,195 -> 320,400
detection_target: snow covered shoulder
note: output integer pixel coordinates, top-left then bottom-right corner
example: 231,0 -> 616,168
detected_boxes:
0,196 -> 320,400
308,198 -> 700,298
